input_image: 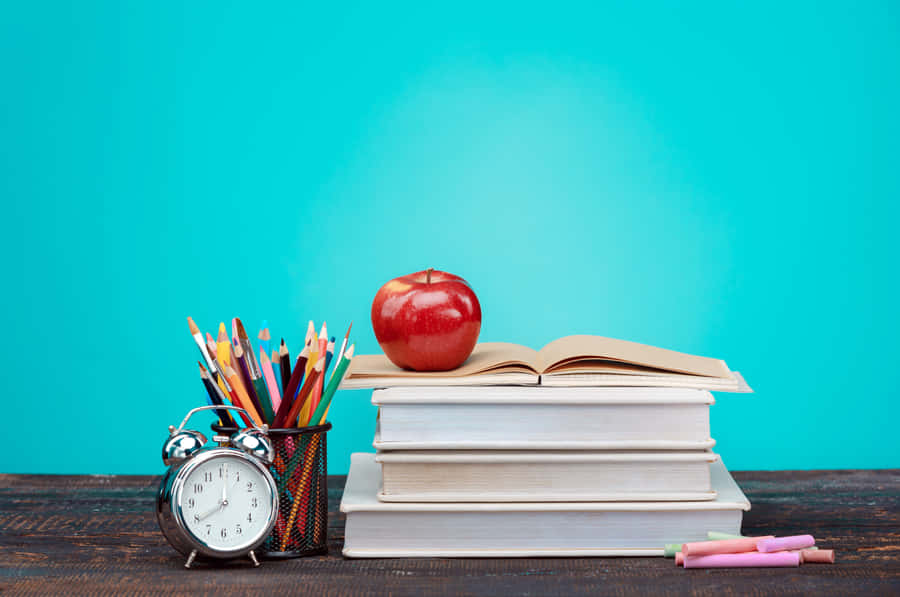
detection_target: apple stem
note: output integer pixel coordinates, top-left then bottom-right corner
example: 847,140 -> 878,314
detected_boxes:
426,268 -> 433,283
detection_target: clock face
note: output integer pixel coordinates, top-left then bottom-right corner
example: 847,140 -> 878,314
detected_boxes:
177,453 -> 274,552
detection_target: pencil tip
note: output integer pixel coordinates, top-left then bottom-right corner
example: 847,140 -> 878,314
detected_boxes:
187,317 -> 200,334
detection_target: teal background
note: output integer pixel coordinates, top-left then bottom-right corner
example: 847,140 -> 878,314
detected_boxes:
2,2 -> 898,475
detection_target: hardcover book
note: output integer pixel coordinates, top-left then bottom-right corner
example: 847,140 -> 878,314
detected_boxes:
341,453 -> 750,558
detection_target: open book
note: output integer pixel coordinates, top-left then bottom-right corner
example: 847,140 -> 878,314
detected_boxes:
343,335 -> 748,392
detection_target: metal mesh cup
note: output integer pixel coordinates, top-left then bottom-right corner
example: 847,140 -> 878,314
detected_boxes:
213,422 -> 331,558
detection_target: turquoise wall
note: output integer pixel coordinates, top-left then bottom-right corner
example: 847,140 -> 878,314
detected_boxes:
2,2 -> 898,474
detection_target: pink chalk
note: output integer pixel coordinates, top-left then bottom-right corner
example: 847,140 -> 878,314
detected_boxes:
757,534 -> 815,553
675,552 -> 684,566
682,536 -> 774,557
684,552 -> 801,569
801,549 -> 835,563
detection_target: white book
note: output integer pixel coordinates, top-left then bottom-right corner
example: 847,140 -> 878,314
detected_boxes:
376,450 -> 719,502
373,386 -> 716,450
341,453 -> 750,558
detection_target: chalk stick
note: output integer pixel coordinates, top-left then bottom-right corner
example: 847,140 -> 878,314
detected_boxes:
675,551 -> 684,566
757,535 -> 815,553
684,552 -> 801,569
707,531 -> 745,541
664,543 -> 682,557
682,536 -> 774,557
800,549 -> 834,563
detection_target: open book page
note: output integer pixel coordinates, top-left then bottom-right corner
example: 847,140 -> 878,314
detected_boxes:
347,342 -> 540,379
536,335 -> 733,379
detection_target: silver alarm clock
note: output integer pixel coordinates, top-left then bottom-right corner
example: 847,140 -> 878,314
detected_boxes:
156,405 -> 279,568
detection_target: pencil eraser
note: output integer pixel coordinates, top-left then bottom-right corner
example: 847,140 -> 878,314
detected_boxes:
682,536 -> 774,557
757,534 -> 815,553
664,543 -> 682,557
801,549 -> 834,563
684,552 -> 801,569
707,531 -> 745,541
675,551 -> 684,566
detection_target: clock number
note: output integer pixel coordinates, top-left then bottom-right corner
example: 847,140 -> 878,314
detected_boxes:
194,483 -> 203,493
193,514 -> 200,523
251,497 -> 258,508
235,524 -> 242,535
219,466 -> 224,479
235,471 -> 240,482
188,497 -> 195,508
206,524 -> 211,535
204,471 -> 213,482
221,528 -> 227,539
246,481 -> 254,492
247,512 -> 253,523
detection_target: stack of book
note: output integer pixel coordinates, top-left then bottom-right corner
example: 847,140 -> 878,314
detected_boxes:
339,336 -> 752,557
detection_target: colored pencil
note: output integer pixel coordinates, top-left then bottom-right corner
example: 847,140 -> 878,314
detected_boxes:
309,344 -> 353,426
306,327 -> 319,377
271,344 -> 310,427
303,323 -> 328,420
333,321 -> 352,376
187,317 -> 218,375
258,321 -> 271,356
279,357 -> 324,428
198,362 -> 236,426
271,349 -> 283,395
323,337 -> 335,378
233,343 -> 263,417
279,339 -> 291,391
216,323 -> 231,367
223,365 -> 263,426
206,333 -> 218,361
260,349 -> 283,415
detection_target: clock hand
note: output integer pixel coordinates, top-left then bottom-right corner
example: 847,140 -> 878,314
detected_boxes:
196,501 -> 224,521
222,463 -> 228,506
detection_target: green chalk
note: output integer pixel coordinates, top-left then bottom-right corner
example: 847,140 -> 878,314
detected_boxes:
663,543 -> 683,557
707,531 -> 745,541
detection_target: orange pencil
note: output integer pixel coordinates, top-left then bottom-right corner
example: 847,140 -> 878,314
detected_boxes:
223,365 -> 263,426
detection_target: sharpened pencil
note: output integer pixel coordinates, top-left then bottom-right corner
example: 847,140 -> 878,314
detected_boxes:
223,365 -> 263,426
199,362 -> 236,426
260,348 -> 281,421
309,345 -> 353,426
187,317 -> 218,375
258,322 -> 271,356
271,349 -> 283,395
278,357 -> 324,428
334,321 -> 352,377
270,344 -> 310,427
216,323 -> 231,367
279,339 -> 291,391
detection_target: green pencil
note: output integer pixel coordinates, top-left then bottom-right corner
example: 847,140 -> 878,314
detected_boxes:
308,345 -> 354,426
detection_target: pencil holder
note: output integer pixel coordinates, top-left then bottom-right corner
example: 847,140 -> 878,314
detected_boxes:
212,422 -> 332,558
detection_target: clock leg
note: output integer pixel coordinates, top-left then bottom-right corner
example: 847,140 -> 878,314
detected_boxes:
185,549 -> 197,569
249,550 -> 260,567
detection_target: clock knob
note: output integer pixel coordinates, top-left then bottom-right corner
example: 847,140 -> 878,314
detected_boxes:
230,427 -> 275,465
162,429 -> 207,466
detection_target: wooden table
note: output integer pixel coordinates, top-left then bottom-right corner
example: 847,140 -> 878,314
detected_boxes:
1,469 -> 897,596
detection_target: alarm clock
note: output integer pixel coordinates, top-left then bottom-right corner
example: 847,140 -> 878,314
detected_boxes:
156,405 -> 279,568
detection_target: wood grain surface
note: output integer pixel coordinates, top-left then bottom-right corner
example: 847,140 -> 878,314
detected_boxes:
1,469 -> 897,596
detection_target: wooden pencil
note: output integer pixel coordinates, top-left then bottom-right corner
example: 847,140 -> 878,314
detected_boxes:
187,317 -> 218,375
258,322 -> 271,356
270,344 -> 310,427
279,339 -> 291,391
271,349 -> 283,395
233,343 -> 263,418
309,344 -> 353,426
303,323 -> 328,419
278,358 -> 324,428
260,348 -> 282,420
206,333 -> 218,360
216,323 -> 231,367
223,365 -> 263,426
198,362 -> 236,426
333,321 -> 353,377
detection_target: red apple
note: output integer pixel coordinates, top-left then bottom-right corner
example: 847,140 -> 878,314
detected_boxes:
371,268 -> 482,371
